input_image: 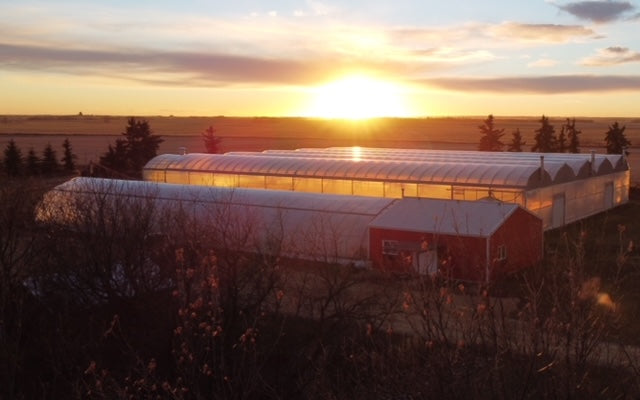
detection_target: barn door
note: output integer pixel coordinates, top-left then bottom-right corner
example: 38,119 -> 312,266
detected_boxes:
604,182 -> 614,209
417,250 -> 438,275
552,193 -> 565,229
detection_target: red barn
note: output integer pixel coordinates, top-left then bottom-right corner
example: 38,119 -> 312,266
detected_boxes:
369,198 -> 543,282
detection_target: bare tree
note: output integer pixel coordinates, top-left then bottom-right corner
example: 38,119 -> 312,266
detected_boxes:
0,181 -> 49,399
37,180 -> 172,304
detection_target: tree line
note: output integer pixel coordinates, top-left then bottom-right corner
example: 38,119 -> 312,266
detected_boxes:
2,117 -> 222,179
1,117 -> 165,179
4,114 -> 629,179
2,138 -> 77,177
478,114 -> 631,154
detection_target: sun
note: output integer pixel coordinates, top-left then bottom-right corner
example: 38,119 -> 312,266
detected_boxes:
303,75 -> 412,119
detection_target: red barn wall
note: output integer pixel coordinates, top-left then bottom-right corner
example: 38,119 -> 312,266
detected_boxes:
488,208 -> 543,280
369,228 -> 487,281
369,208 -> 543,282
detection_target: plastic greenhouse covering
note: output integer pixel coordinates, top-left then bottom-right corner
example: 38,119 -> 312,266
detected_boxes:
36,178 -> 396,265
36,178 -> 538,266
142,147 -> 629,230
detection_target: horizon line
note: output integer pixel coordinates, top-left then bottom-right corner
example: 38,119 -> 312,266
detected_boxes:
2,113 -> 640,120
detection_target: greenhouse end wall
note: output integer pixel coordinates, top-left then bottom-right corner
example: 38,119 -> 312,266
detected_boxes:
525,170 -> 629,230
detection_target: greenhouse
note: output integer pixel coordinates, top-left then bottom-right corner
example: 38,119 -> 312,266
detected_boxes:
36,177 -> 393,266
143,147 -> 630,230
36,177 -> 543,281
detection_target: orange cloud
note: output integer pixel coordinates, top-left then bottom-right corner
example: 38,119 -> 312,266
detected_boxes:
489,22 -> 599,43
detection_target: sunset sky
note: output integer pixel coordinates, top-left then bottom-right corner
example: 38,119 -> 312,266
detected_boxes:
1,1 -> 640,117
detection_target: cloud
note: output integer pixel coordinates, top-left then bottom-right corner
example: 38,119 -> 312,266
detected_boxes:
306,0 -> 338,16
0,42 -> 401,86
528,58 -> 558,67
556,1 -> 636,23
293,1 -> 339,17
408,47 -> 498,64
421,75 -> 640,93
391,25 -> 483,44
489,22 -> 598,42
582,46 -> 640,65
391,22 -> 599,54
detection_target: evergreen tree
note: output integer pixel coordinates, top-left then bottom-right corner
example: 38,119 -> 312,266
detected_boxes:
604,121 -> 631,154
202,125 -> 222,154
507,128 -> 526,152
99,118 -> 163,178
122,118 -> 163,174
557,125 -> 567,153
99,139 -> 129,175
41,143 -> 59,175
477,114 -> 505,151
61,138 -> 77,172
3,139 -> 23,177
531,115 -> 557,153
565,118 -> 581,153
26,148 -> 40,176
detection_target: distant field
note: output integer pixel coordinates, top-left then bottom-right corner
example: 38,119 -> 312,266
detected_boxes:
2,114 -> 639,181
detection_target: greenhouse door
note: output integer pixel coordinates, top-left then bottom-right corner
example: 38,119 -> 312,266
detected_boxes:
552,193 -> 565,229
604,182 -> 614,209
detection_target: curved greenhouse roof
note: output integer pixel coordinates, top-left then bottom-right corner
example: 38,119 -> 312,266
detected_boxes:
38,177 -> 394,220
145,153 -> 556,189
36,178 -> 397,264
144,148 -> 627,191
239,147 -> 627,176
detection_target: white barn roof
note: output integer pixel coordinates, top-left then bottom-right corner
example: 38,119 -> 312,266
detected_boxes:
369,198 -> 522,238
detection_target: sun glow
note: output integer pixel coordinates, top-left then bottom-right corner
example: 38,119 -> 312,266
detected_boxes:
351,146 -> 362,161
303,75 -> 412,119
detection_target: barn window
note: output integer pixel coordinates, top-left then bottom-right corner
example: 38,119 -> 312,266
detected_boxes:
382,240 -> 399,255
497,244 -> 507,261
